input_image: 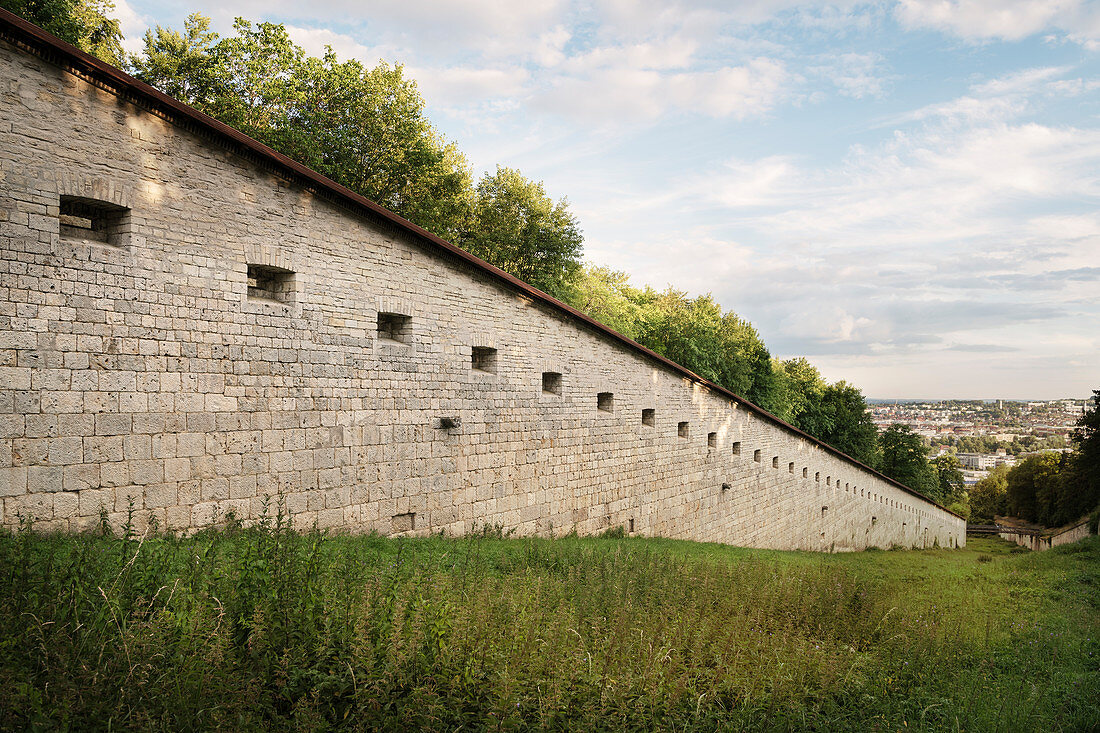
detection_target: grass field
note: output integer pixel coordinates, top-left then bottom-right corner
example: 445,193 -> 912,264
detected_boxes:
1,511 -> 1097,731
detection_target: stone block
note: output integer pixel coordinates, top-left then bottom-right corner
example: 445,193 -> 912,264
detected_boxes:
27,465 -> 64,493
0,467 -> 27,497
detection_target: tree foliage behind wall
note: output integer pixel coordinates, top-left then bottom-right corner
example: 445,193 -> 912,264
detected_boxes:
0,0 -> 122,62
558,267 -> 780,410
130,16 -> 476,244
970,465 -> 1010,523
462,167 -> 582,298
880,424 -> 940,500
770,360 -> 880,468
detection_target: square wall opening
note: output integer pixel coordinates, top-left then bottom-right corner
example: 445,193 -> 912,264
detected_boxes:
597,392 -> 614,412
707,432 -> 717,449
678,422 -> 689,438
732,441 -> 741,455
247,264 -> 296,304
377,312 -> 411,343
59,195 -> 130,247
542,371 -> 562,394
641,408 -> 655,426
754,449 -> 762,462
471,346 -> 498,373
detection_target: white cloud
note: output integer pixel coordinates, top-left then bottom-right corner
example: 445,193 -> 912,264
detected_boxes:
571,63 -> 1100,386
530,26 -> 572,67
534,58 -> 789,122
559,37 -> 700,73
172,0 -> 569,59
113,0 -> 151,55
780,306 -> 878,343
284,26 -> 396,64
887,66 -> 1080,127
410,66 -> 531,106
809,52 -> 888,99
894,0 -> 1100,45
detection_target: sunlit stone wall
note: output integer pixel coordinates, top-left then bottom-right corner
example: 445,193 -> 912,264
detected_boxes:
0,37 -> 966,550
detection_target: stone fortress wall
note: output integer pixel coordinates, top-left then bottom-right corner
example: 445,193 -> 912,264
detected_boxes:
0,15 -> 965,550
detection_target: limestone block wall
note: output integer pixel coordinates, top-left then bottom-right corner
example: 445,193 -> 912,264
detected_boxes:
0,29 -> 965,550
998,520 -> 1092,551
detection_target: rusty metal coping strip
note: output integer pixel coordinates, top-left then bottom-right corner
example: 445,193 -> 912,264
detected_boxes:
0,8 -> 962,520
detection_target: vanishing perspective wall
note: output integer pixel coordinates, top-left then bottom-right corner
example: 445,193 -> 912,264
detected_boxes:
998,519 -> 1091,551
0,24 -> 965,551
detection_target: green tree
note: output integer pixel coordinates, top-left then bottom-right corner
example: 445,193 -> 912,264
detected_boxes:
880,423 -> 938,499
128,14 -> 219,105
1068,389 -> 1100,523
2,0 -> 122,63
772,357 -> 827,427
932,454 -> 968,518
623,288 -> 778,409
814,381 -> 880,468
970,465 -> 1010,523
1006,452 -> 1063,524
932,455 -> 965,501
562,272 -> 780,409
203,18 -> 303,136
294,54 -> 475,241
561,264 -> 643,339
130,15 -> 474,242
463,166 -> 582,297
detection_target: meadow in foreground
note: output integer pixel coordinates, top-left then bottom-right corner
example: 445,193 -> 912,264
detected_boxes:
0,511 -> 1096,731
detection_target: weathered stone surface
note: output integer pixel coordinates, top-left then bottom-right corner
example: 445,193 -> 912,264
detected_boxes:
0,33 -> 965,548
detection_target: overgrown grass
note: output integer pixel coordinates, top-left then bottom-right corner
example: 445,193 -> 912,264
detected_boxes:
1,511 -> 1097,731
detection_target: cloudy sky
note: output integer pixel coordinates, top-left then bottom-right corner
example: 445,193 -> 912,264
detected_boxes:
114,0 -> 1100,399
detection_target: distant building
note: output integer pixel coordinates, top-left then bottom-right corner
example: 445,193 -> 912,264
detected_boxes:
957,453 -> 1017,471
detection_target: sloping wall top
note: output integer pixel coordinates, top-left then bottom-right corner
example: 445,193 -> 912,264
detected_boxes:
0,7 -> 961,518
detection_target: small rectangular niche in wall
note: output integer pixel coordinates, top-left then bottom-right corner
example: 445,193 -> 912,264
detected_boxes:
377,312 -> 411,343
471,346 -> 497,373
542,371 -> 562,394
628,517 -> 635,533
678,421 -> 689,438
732,441 -> 741,456
788,462 -> 795,474
772,456 -> 779,469
708,432 -> 717,449
392,512 -> 415,533
803,467 -> 808,478
815,472 -> 820,482
754,449 -> 762,463
247,264 -> 296,305
597,392 -> 614,412
641,408 -> 655,426
59,195 -> 130,247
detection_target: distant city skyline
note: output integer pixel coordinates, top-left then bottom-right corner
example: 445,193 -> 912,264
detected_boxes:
113,0 -> 1100,399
